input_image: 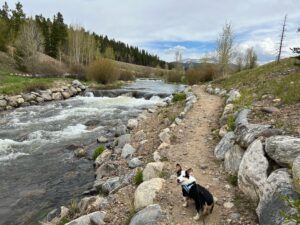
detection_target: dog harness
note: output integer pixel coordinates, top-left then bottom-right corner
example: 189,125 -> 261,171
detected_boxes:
182,182 -> 196,194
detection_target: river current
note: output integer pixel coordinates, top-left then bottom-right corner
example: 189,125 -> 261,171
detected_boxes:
0,79 -> 185,225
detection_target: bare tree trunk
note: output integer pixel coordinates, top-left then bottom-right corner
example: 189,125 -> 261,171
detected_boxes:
277,14 -> 287,64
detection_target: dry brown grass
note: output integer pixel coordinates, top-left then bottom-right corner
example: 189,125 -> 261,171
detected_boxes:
185,64 -> 214,84
86,59 -> 119,84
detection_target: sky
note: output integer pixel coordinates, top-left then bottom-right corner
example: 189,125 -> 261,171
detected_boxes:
5,0 -> 300,63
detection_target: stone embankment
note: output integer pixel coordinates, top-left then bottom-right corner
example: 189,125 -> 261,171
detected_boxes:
42,87 -> 197,225
0,80 -> 86,111
206,84 -> 300,225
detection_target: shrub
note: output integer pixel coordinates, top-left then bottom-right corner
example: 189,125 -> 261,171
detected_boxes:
68,199 -> 80,218
185,65 -> 214,84
25,82 -> 50,92
165,69 -> 183,83
69,63 -> 86,80
93,145 -> 106,160
172,92 -> 187,102
31,61 -> 67,77
57,218 -> 70,225
86,59 -> 119,84
134,168 -> 143,185
227,114 -> 236,131
227,174 -> 238,186
119,70 -> 135,81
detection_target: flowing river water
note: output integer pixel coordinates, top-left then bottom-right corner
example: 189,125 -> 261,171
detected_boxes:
0,79 -> 185,225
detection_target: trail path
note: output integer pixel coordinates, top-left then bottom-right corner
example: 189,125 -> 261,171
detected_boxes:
157,86 -> 257,225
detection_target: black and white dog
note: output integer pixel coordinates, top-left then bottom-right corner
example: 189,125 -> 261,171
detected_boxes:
176,164 -> 214,221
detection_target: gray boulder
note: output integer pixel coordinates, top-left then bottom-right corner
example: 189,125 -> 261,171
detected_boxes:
72,80 -> 82,87
39,91 -> 52,101
128,119 -> 138,130
94,149 -> 112,168
115,124 -> 127,137
96,162 -> 118,179
121,144 -> 136,159
22,93 -> 36,102
257,169 -> 299,225
226,89 -> 241,104
224,144 -> 244,174
293,155 -> 300,190
143,162 -> 164,181
115,134 -> 131,148
265,136 -> 300,167
129,204 -> 163,225
0,99 -> 7,107
65,211 -> 106,225
214,132 -> 235,160
159,128 -> 171,144
235,109 -> 251,127
78,196 -> 104,213
134,178 -> 165,210
129,157 -> 143,169
135,130 -> 146,141
52,92 -> 63,100
238,139 -> 269,201
62,91 -> 71,99
235,123 -> 272,148
101,176 -> 121,194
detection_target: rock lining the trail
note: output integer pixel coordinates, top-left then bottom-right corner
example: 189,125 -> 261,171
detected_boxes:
207,84 -> 300,225
0,79 -> 86,111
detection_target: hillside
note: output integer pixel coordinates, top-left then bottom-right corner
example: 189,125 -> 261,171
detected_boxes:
214,56 -> 300,135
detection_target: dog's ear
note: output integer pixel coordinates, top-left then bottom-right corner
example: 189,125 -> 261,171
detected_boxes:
176,163 -> 182,171
186,168 -> 193,176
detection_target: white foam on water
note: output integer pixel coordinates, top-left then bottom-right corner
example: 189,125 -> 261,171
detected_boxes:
0,152 -> 29,162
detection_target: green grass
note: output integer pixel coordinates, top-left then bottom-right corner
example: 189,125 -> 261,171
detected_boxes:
0,70 -> 72,95
227,174 -> 238,186
93,145 -> 106,160
214,57 -> 300,105
172,92 -> 187,102
134,168 -> 143,185
227,114 -> 236,131
57,217 -> 70,225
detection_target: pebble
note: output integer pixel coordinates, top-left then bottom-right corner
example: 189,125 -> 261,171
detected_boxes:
224,202 -> 234,209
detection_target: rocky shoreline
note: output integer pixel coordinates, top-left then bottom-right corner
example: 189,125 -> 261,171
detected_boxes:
0,80 -> 86,111
42,87 -> 197,225
206,84 -> 300,225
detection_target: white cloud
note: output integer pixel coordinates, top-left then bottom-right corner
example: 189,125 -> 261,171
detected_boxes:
6,0 -> 300,62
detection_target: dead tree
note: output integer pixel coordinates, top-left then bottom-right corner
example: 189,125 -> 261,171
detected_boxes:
277,14 -> 287,64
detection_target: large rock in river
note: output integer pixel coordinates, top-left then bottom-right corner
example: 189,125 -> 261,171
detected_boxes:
214,132 -> 235,160
265,136 -> 300,167
256,169 -> 299,225
238,139 -> 269,201
129,204 -> 163,225
134,178 -> 165,210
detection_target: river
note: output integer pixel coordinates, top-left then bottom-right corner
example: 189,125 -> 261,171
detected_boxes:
0,79 -> 185,225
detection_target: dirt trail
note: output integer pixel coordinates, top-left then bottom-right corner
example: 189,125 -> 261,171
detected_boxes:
157,86 -> 257,225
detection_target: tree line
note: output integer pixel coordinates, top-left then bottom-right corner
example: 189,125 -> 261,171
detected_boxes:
0,2 -> 166,73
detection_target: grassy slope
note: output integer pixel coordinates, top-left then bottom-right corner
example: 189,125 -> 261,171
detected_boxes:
214,57 -> 300,107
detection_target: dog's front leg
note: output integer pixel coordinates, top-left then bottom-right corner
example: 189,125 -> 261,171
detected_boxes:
182,197 -> 188,207
193,212 -> 201,221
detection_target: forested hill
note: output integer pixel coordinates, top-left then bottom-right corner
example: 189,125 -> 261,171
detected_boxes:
0,2 -> 166,68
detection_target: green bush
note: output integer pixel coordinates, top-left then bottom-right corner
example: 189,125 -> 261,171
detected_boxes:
185,65 -> 214,84
86,59 -> 119,84
227,114 -> 236,131
134,168 -> 143,185
93,145 -> 106,160
172,92 -> 187,102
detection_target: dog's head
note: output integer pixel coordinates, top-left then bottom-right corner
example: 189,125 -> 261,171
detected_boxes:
176,163 -> 196,186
